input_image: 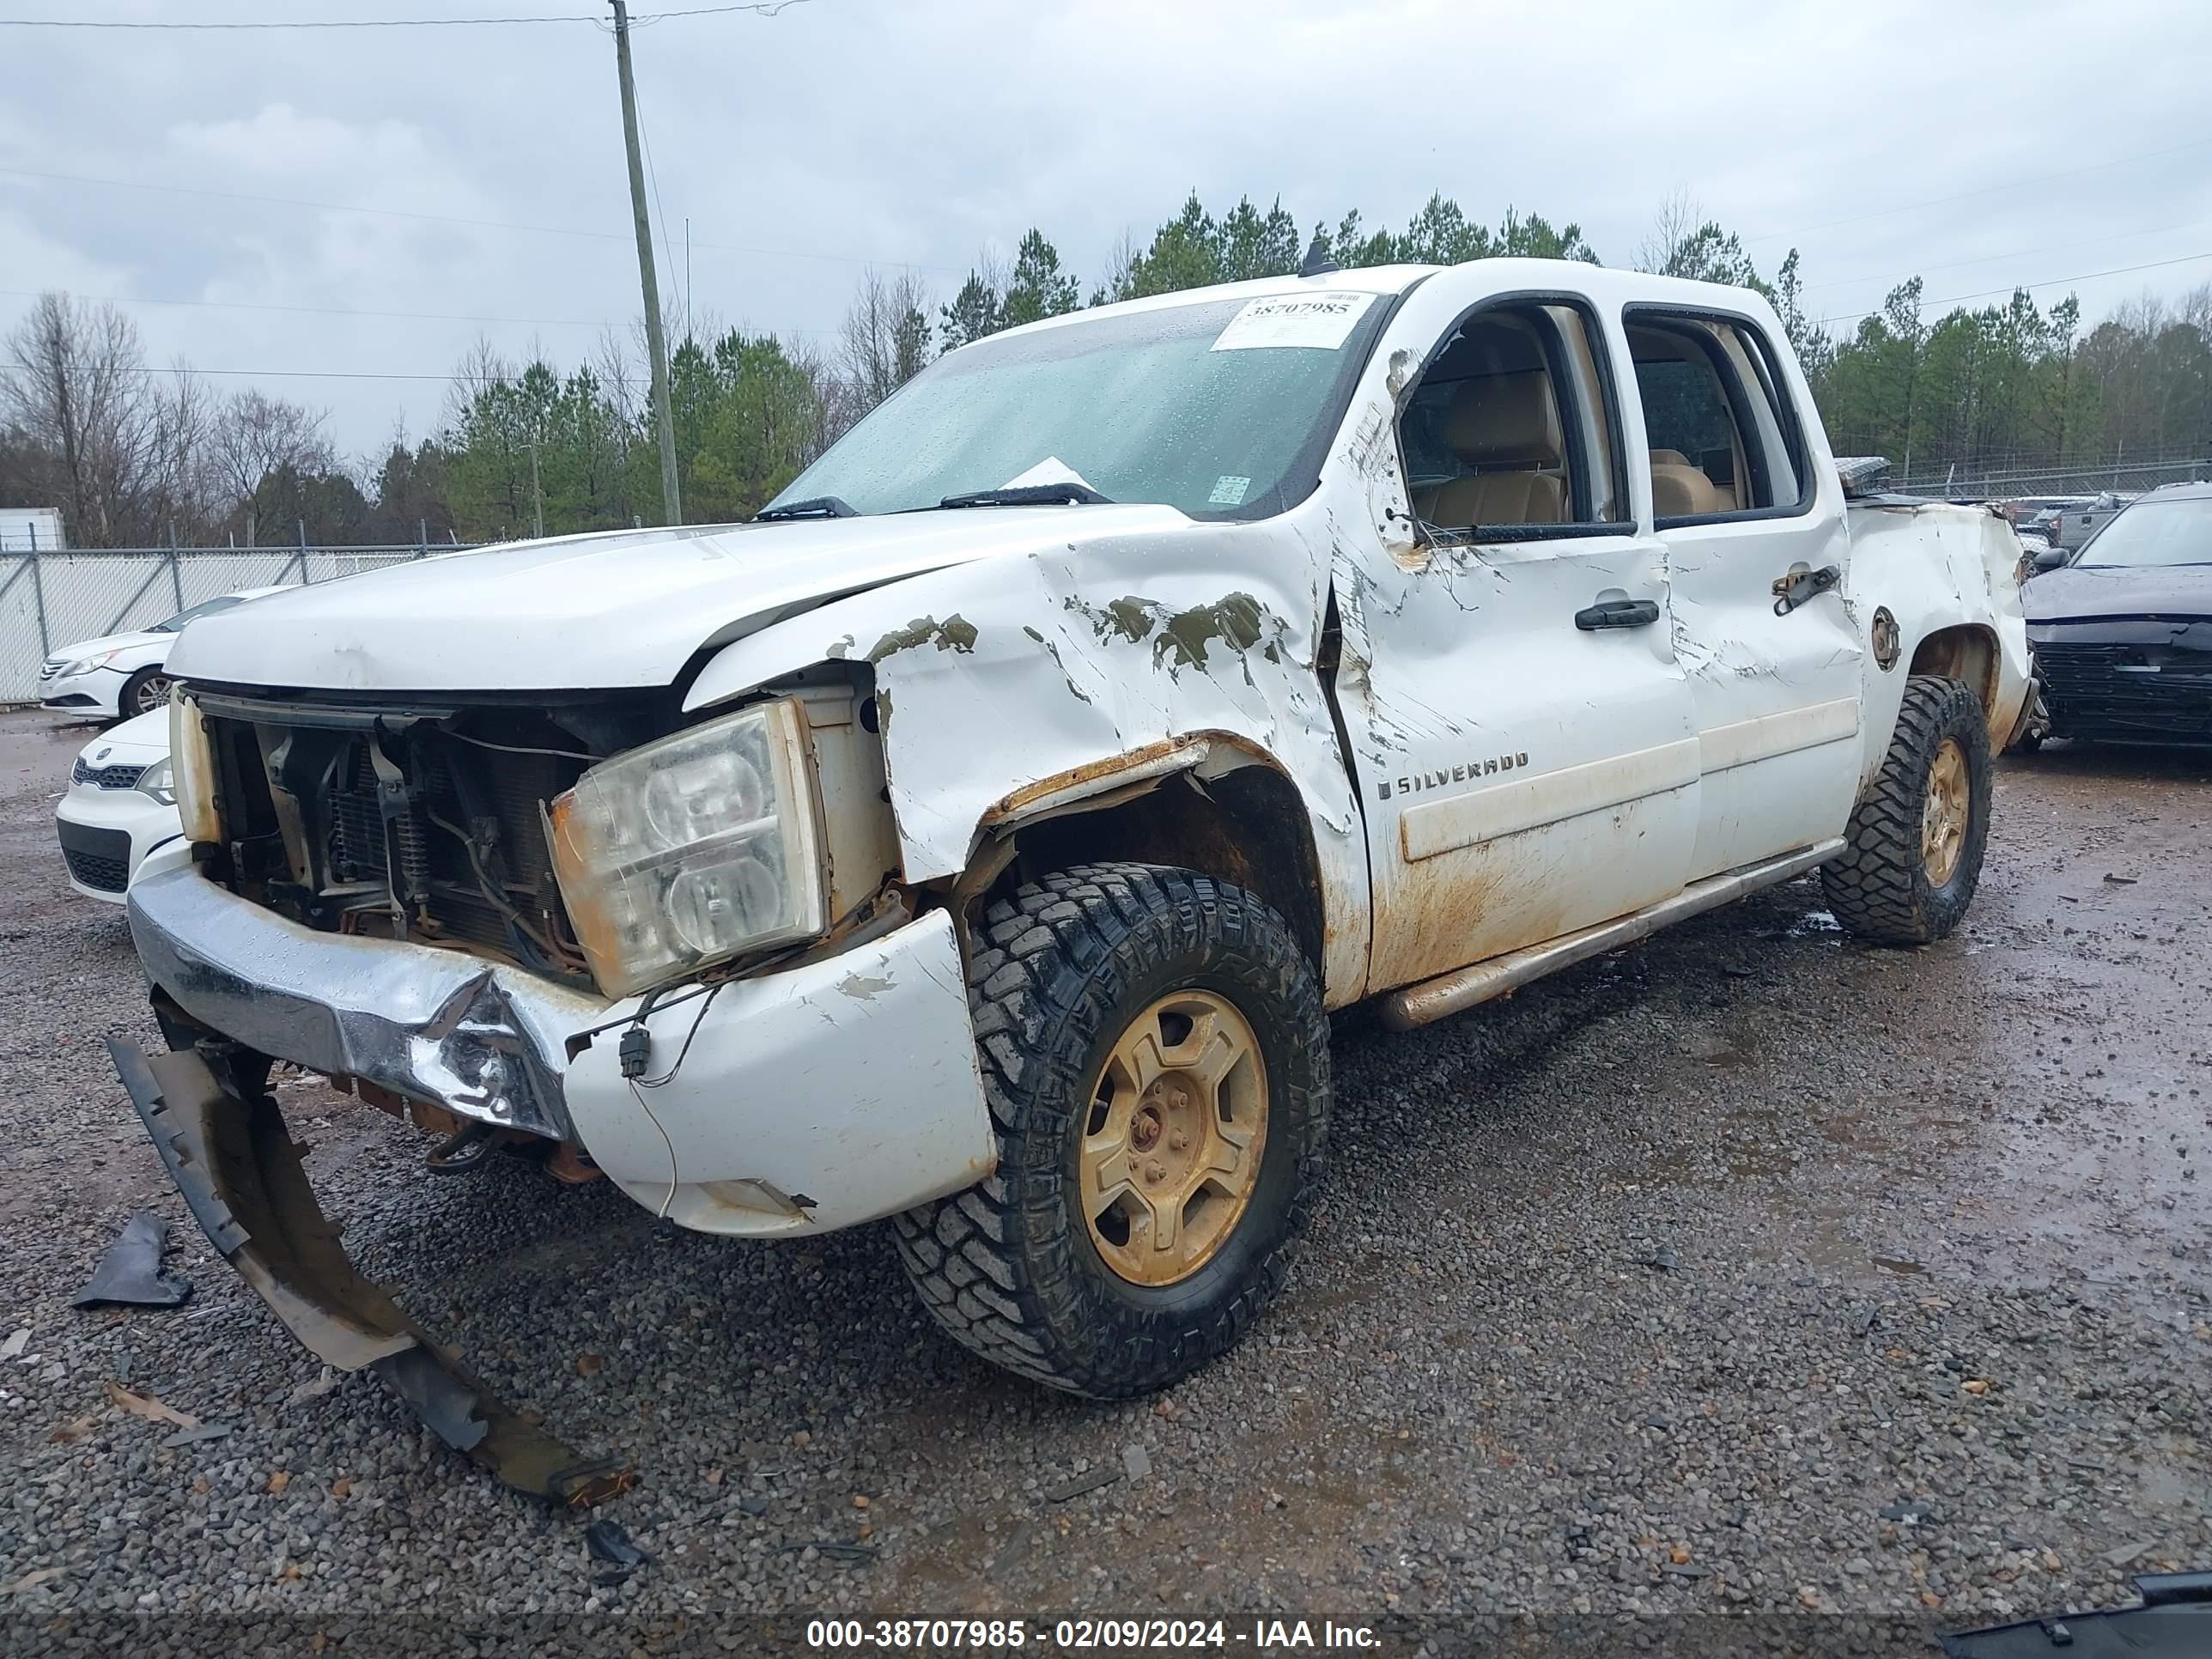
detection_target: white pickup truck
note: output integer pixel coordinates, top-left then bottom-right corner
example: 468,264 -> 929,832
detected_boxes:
112,258 -> 2030,1501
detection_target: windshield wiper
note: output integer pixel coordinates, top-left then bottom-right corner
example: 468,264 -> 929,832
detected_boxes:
754,495 -> 859,522
936,483 -> 1115,509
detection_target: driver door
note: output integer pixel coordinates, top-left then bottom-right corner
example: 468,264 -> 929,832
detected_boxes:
1330,277 -> 1701,994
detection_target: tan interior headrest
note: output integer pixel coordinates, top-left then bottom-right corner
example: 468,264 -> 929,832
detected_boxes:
1443,372 -> 1561,468
1648,448 -> 1692,467
1650,460 -> 1722,517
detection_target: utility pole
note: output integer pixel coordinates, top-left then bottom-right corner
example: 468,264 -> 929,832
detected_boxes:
529,436 -> 545,539
610,0 -> 683,526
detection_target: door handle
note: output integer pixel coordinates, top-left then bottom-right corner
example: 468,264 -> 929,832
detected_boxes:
1771,563 -> 1842,616
1575,598 -> 1661,630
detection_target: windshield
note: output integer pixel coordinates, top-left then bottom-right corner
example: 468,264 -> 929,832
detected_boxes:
769,290 -> 1391,521
2075,496 -> 2212,568
153,593 -> 248,632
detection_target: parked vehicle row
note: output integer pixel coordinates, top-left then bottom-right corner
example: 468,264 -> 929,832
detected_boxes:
54,709 -> 184,902
39,586 -> 292,720
44,589 -> 284,898
2023,481 -> 2212,744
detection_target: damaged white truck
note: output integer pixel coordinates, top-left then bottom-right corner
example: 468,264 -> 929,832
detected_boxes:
112,258 -> 2031,1501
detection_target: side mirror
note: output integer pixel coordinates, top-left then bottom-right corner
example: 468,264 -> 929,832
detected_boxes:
2033,546 -> 2069,572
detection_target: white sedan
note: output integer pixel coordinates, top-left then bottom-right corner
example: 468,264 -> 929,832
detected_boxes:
39,586 -> 291,721
54,708 -> 184,903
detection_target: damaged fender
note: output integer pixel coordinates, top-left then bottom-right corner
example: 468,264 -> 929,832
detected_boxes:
684,520 -> 1372,1006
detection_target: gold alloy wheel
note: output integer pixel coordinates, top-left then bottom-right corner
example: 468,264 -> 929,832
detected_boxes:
1922,737 -> 1971,886
1078,989 -> 1268,1288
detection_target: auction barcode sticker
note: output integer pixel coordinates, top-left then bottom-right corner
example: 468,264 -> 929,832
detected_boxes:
1211,290 -> 1376,352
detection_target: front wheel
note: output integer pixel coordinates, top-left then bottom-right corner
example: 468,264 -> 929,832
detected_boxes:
1822,676 -> 1992,945
893,863 -> 1328,1398
119,665 -> 174,719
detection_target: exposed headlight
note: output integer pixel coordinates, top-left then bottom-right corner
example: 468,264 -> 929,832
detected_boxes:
169,694 -> 221,843
136,759 -> 176,805
548,699 -> 827,999
58,649 -> 123,678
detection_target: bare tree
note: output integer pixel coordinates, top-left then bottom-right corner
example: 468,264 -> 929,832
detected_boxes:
1091,227 -> 1141,306
1,291 -> 167,545
209,387 -> 336,542
1636,188 -> 1704,276
838,267 -> 933,416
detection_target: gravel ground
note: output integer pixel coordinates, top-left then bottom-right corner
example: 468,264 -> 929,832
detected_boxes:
0,706 -> 2207,1656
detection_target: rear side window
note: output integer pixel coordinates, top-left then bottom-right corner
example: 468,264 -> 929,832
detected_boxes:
1626,313 -> 1808,524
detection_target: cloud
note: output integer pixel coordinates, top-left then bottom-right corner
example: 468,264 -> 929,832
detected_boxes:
2,0 -> 2208,453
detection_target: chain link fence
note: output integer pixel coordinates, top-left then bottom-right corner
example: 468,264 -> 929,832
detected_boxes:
0,542 -> 483,707
1885,456 -> 2210,501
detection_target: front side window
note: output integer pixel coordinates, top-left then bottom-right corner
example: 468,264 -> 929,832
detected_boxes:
2075,495 -> 2212,567
769,291 -> 1390,523
1627,313 -> 1807,523
1398,301 -> 1626,536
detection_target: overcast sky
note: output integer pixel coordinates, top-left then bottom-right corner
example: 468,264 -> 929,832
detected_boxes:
3,0 -> 2209,457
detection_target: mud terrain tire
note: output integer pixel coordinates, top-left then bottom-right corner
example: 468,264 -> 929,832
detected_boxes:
894,862 -> 1328,1398
1822,675 -> 1992,945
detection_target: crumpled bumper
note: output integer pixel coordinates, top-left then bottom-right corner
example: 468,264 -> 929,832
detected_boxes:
106,1038 -> 631,1505
128,864 -> 597,1140
126,863 -> 998,1237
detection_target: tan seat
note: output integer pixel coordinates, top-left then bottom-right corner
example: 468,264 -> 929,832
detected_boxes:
1649,449 -> 1723,517
1416,371 -> 1565,527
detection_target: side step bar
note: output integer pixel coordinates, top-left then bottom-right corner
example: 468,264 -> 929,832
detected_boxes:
1379,840 -> 1845,1031
109,1038 -> 632,1506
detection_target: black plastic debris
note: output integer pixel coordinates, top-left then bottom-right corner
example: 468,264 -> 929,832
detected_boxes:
777,1540 -> 877,1564
74,1212 -> 191,1309
585,1518 -> 647,1585
1942,1571 -> 2212,1656
1045,1468 -> 1121,1502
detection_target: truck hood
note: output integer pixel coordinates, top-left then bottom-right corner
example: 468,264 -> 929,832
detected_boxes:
167,507 -> 1190,693
2027,560 -> 2212,623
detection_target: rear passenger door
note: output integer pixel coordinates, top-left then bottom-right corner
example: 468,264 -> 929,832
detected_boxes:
1332,280 -> 1701,994
1626,308 -> 1864,881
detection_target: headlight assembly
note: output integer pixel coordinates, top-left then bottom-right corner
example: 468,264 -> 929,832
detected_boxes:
168,694 -> 221,842
59,649 -> 123,678
548,699 -> 828,999
136,758 -> 176,805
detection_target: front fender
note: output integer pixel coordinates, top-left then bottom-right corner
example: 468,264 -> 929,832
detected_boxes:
684,525 -> 1370,1002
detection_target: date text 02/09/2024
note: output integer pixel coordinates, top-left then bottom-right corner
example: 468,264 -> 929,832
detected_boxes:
804,1619 -> 1383,1651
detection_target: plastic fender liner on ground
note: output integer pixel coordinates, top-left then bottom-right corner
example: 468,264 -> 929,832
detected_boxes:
106,1037 -> 632,1507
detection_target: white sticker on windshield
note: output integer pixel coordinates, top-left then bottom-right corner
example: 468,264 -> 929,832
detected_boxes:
1208,476 -> 1252,506
1210,291 -> 1376,352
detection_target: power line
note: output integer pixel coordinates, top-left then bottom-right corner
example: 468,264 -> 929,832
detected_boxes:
0,3 -> 805,27
1803,217 -> 2212,293
0,285 -> 610,328
1747,136 -> 2212,245
1821,249 -> 2212,327
0,163 -> 962,272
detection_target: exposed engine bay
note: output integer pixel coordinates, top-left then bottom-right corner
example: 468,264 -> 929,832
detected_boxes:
188,684 -> 679,988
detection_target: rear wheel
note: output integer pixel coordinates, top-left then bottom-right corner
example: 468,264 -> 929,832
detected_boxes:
1822,676 -> 1992,945
893,862 -> 1328,1398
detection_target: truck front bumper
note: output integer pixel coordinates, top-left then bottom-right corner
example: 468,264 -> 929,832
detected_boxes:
126,863 -> 996,1236
113,864 -> 996,1499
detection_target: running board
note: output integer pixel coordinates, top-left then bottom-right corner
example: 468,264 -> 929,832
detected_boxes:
1378,840 -> 1845,1031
